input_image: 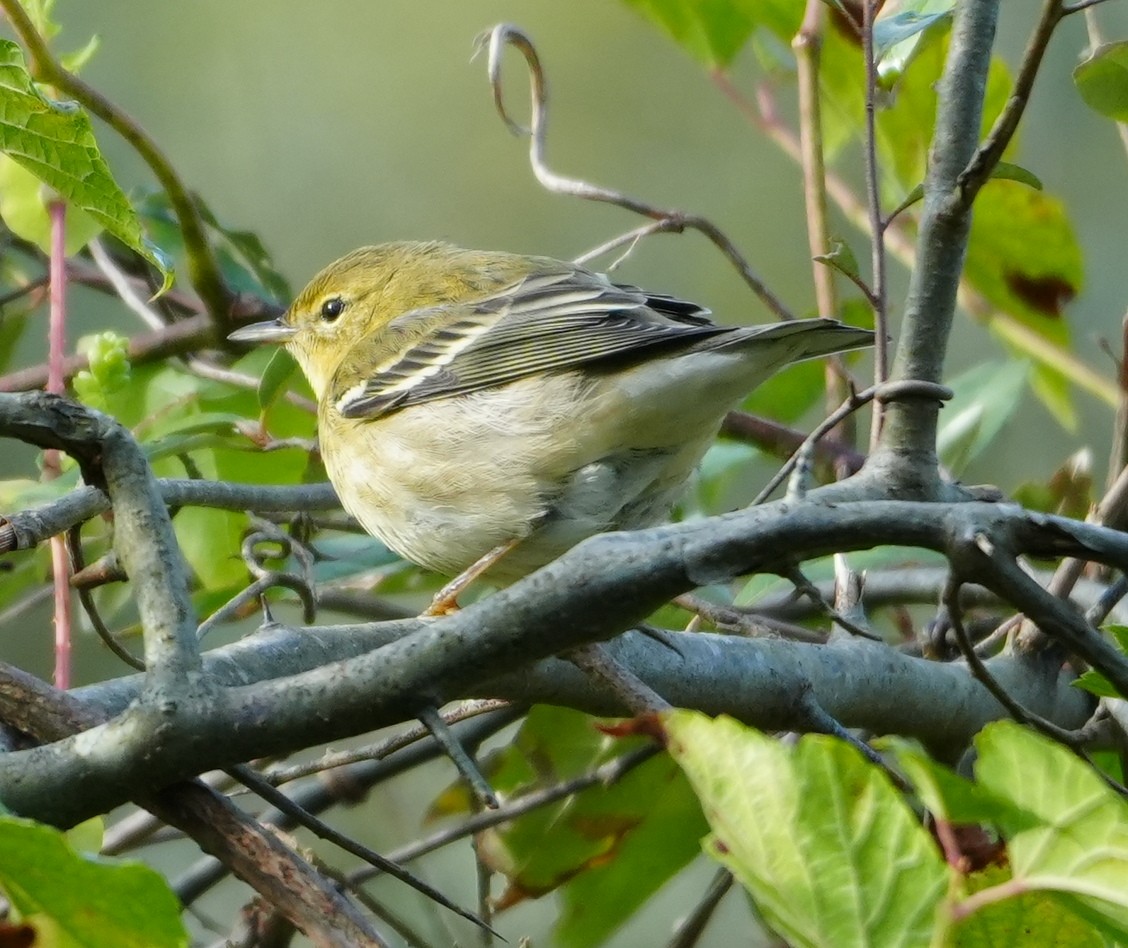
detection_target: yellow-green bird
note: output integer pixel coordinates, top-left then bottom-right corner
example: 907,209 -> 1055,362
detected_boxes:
230,241 -> 872,592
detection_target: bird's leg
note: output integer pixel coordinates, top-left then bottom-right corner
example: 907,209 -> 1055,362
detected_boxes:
423,536 -> 523,616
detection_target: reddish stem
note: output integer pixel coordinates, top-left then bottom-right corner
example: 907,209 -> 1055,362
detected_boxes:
47,199 -> 72,689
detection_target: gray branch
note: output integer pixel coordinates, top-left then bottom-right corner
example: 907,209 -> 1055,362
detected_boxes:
870,0 -> 1001,487
4,496 -> 1122,825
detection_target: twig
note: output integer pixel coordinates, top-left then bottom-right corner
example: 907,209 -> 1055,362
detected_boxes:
0,478 -> 339,556
482,23 -> 795,320
674,594 -> 826,643
793,1 -> 855,448
720,410 -> 867,474
66,524 -> 144,671
226,763 -> 500,938
786,567 -> 881,641
0,313 -> 220,393
860,0 -> 889,446
418,704 -> 499,809
945,578 -> 1128,797
568,642 -> 672,713
46,200 -> 71,688
751,383 -> 877,505
944,578 -> 1081,745
264,701 -> 512,786
354,746 -> 660,884
958,0 -> 1067,202
666,869 -> 733,948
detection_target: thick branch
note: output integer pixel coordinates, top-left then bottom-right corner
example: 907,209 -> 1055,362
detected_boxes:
0,664 -> 385,946
6,498 -> 1120,824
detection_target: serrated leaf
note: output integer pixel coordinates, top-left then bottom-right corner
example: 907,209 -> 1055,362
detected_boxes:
937,359 -> 1029,476
1074,41 -> 1128,122
1072,669 -> 1119,699
665,711 -> 947,947
973,721 -> 1128,938
0,39 -> 170,284
0,816 -> 187,948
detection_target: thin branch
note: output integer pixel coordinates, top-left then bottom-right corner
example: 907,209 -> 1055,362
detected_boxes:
354,746 -> 660,884
66,524 -> 144,671
481,23 -> 795,320
227,764 -> 499,939
262,700 -> 513,787
667,869 -> 734,948
860,0 -> 889,445
568,642 -> 673,714
0,478 -> 339,556
944,578 -> 1083,746
959,0 -> 1067,202
418,704 -> 499,810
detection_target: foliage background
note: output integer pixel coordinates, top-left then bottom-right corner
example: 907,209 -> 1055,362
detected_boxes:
49,0 -> 1128,455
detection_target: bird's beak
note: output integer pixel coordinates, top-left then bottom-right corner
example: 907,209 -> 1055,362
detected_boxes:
227,318 -> 298,344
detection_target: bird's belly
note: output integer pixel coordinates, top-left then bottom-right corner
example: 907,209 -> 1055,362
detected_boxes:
326,365 -> 737,579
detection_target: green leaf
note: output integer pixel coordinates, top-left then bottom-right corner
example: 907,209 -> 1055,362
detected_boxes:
446,707 -> 707,946
813,236 -> 862,283
951,864 -> 1107,947
174,505 -> 247,591
992,160 -> 1043,191
0,155 -> 101,254
937,360 -> 1030,476
0,39 -> 170,285
0,815 -> 187,947
136,192 -> 287,303
973,721 -> 1128,938
621,0 -> 757,69
1074,41 -> 1128,123
1072,669 -> 1119,699
665,711 -> 947,947
873,6 -> 953,70
258,347 -> 299,413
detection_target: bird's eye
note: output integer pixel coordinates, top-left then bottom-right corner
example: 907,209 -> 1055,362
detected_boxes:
320,297 -> 346,322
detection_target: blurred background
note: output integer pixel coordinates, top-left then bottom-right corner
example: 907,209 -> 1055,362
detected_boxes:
45,0 -> 1128,481
5,2 -> 1128,943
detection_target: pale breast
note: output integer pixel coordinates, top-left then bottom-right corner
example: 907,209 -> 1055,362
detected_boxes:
323,348 -> 756,579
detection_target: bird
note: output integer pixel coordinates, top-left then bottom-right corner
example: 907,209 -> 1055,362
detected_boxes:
229,241 -> 873,607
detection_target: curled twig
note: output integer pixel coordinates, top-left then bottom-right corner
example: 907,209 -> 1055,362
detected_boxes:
481,23 -> 795,321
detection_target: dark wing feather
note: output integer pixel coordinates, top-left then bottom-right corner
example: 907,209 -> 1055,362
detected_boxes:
337,268 -> 732,419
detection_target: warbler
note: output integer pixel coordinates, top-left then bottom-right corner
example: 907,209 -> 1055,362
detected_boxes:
229,241 -> 872,586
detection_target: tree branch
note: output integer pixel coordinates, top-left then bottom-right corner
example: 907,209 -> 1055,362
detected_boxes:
871,0 -> 1001,487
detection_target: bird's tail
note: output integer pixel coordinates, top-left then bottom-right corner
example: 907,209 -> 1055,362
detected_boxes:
735,318 -> 875,363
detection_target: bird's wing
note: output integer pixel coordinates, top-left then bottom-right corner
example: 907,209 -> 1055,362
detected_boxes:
334,268 -> 732,420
